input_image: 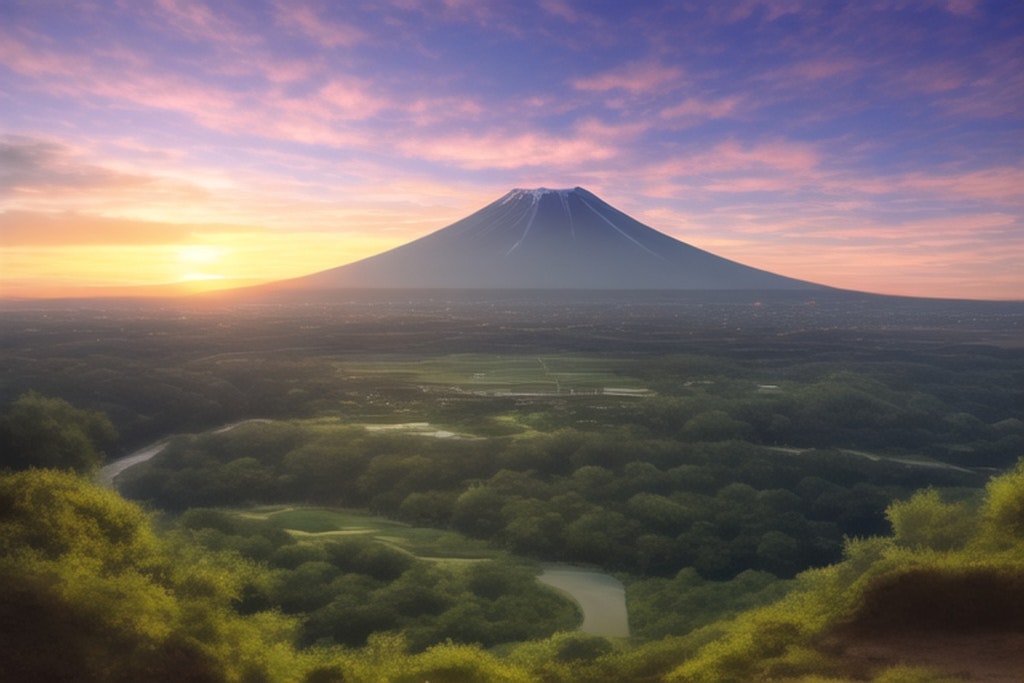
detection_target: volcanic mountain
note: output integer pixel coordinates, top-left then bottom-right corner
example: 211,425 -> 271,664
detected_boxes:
270,187 -> 824,291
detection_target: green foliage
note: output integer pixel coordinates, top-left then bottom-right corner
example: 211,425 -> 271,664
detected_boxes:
680,410 -> 753,442
665,460 -> 1024,682
978,458 -> 1024,546
0,391 -> 117,473
389,643 -> 532,683
886,488 -> 978,551
451,485 -> 507,537
292,556 -> 578,651
5,297 -> 1022,681
0,467 -> 159,570
309,633 -> 532,683
175,509 -> 577,652
505,631 -> 625,682
123,415 -> 978,579
666,608 -> 828,682
628,568 -> 790,639
0,469 -> 302,682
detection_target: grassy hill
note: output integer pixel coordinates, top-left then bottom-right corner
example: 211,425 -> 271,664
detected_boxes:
3,459 -> 1023,681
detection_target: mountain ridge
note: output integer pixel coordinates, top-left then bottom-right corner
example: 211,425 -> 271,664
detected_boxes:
260,187 -> 828,292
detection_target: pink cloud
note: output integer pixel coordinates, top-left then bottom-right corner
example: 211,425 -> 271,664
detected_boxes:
894,62 -> 967,94
2,31 -> 386,146
319,78 -> 390,119
800,213 -> 1017,242
257,58 -> 320,85
784,58 -> 863,82
937,44 -> 1024,119
0,33 -> 77,77
898,168 -> 1024,203
387,0 -> 526,34
574,117 -> 650,140
659,96 -> 744,122
691,140 -> 820,174
404,96 -> 484,126
945,0 -> 980,16
265,114 -> 365,148
725,0 -> 810,23
276,3 -> 365,48
654,208 -> 1024,299
702,177 -> 799,193
152,0 -> 258,48
571,61 -> 685,95
823,167 -> 1024,204
539,0 -> 582,23
1,35 -> 246,127
629,143 -> 1023,234
399,131 -> 617,170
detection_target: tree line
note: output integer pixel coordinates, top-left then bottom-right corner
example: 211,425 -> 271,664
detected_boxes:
119,416 -> 979,579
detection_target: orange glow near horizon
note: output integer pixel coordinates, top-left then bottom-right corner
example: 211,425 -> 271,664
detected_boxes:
1,210 -> 1023,300
0,231 -> 405,299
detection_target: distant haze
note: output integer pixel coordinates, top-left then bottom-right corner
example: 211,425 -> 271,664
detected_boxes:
269,188 -> 824,291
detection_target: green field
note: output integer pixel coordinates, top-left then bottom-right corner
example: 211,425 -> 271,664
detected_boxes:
340,354 -> 648,395
241,506 -> 501,560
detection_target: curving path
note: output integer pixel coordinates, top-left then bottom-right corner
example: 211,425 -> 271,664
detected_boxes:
99,423 -> 632,640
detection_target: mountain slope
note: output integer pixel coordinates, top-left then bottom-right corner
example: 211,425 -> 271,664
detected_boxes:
272,187 -> 825,291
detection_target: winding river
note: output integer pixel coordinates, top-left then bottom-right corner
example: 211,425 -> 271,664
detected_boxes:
539,566 -> 630,638
99,423 -> 631,639
98,419 -> 271,486
98,440 -> 171,486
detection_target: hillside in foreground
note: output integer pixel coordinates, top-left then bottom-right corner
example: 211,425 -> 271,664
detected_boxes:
2,439 -> 1022,681
661,460 -> 1024,682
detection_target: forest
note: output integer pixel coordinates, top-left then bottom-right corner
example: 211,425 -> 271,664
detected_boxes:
1,290 -> 1023,681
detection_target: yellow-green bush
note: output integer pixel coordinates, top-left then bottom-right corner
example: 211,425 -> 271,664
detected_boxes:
0,469 -> 302,682
667,459 -> 1024,682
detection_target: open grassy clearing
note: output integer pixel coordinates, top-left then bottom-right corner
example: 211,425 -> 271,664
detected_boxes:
238,505 -> 501,560
338,353 -> 647,394
272,415 -> 488,440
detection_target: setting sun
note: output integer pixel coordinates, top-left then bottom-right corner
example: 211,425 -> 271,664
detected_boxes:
177,245 -> 224,267
176,244 -> 226,286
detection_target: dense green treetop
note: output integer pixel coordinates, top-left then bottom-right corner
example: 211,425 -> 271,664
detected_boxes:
0,391 -> 117,473
0,468 -> 298,682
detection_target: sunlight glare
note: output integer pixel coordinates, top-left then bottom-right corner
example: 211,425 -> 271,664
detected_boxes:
178,245 -> 224,265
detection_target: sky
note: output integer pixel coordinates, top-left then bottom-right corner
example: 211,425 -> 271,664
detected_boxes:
1,0 -> 1022,300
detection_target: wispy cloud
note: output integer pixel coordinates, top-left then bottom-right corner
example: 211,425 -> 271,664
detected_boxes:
149,0 -> 260,49
399,130 -> 618,170
0,211 -> 220,246
0,32 -> 77,77
723,0 -> 811,24
318,78 -> 391,119
896,168 -> 1024,203
659,96 -> 745,124
539,0 -> 583,23
571,61 -> 685,95
275,2 -> 366,48
768,58 -> 864,83
687,140 -> 821,175
0,136 -> 157,197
